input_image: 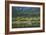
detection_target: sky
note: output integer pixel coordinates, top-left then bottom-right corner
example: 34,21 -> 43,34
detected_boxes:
12,7 -> 40,12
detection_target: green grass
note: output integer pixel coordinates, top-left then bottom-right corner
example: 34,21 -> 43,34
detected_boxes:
12,17 -> 40,28
12,17 -> 40,21
12,23 -> 40,28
